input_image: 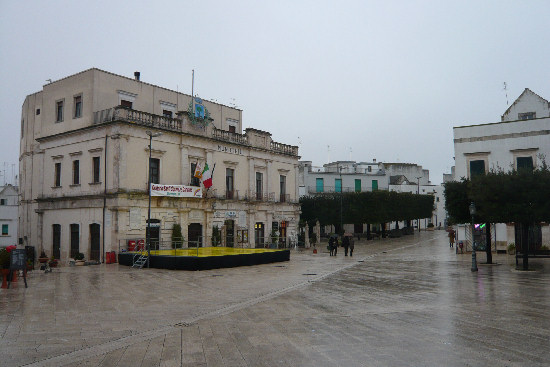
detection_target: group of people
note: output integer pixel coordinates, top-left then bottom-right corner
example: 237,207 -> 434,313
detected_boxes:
328,235 -> 354,257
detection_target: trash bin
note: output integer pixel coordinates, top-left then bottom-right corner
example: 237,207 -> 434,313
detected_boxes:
110,251 -> 117,263
128,240 -> 136,251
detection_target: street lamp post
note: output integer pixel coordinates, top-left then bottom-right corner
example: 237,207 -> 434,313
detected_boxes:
416,176 -> 421,231
146,130 -> 162,268
339,166 -> 343,235
469,202 -> 478,272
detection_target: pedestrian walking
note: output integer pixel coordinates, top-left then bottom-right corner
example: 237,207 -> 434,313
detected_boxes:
449,230 -> 455,248
343,235 -> 350,256
333,236 -> 338,256
328,236 -> 335,256
349,237 -> 354,257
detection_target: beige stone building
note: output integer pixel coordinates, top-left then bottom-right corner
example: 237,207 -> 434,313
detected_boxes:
19,68 -> 300,262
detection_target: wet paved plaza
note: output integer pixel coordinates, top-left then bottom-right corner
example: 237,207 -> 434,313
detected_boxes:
1,231 -> 549,367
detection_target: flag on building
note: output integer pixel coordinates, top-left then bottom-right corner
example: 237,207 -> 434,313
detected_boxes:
193,162 -> 203,179
201,163 -> 213,188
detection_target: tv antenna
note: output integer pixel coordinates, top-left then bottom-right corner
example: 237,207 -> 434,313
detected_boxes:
503,82 -> 509,105
327,145 -> 330,163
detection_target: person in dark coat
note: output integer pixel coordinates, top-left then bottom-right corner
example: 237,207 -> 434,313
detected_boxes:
333,236 -> 338,256
349,237 -> 354,257
343,235 -> 350,256
328,236 -> 335,256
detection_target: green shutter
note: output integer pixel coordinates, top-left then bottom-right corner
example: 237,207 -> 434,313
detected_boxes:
355,179 -> 361,192
372,180 -> 378,191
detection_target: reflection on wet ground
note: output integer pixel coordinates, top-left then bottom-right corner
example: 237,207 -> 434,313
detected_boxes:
1,231 -> 549,367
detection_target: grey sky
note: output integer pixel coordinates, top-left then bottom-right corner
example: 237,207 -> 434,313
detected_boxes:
1,0 -> 549,184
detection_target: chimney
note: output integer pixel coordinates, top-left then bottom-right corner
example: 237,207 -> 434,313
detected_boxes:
134,71 -> 140,81
373,158 -> 376,163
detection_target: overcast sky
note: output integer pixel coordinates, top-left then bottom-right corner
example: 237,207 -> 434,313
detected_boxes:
1,0 -> 549,185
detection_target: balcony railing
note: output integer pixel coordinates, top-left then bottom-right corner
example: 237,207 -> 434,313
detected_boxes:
270,141 -> 299,156
212,128 -> 249,145
94,107 -> 182,131
93,107 -> 298,156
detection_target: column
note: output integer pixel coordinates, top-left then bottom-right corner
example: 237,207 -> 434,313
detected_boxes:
294,164 -> 299,203
180,144 -> 189,185
248,157 -> 254,196
266,159 -> 272,199
248,209 -> 255,248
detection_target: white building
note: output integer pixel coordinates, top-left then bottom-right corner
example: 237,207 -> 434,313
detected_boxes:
19,69 -> 300,263
0,185 -> 18,247
452,88 -> 550,250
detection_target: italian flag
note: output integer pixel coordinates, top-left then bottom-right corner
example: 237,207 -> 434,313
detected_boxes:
201,163 -> 213,188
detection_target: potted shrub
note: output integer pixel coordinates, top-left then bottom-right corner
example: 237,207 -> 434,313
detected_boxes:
75,252 -> 85,266
507,242 -> 516,255
49,256 -> 58,268
38,250 -> 49,264
211,225 -> 221,247
171,223 -> 183,249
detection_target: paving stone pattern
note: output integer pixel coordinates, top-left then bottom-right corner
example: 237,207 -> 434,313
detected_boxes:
1,231 -> 549,366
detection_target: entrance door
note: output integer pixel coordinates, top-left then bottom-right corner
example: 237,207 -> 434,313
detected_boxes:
188,223 -> 203,247
52,224 -> 61,259
90,223 -> 100,261
146,219 -> 160,250
70,224 -> 80,258
225,220 -> 235,247
280,221 -> 287,247
254,222 -> 264,248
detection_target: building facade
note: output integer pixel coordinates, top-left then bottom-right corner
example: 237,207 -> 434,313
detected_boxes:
452,88 -> 550,250
19,68 -> 300,262
0,185 -> 18,247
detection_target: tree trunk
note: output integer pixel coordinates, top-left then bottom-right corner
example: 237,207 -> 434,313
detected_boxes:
485,223 -> 492,264
521,222 -> 529,270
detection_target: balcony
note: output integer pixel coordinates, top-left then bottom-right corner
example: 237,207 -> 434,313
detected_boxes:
93,107 -> 299,157
94,107 -> 182,131
212,128 -> 248,145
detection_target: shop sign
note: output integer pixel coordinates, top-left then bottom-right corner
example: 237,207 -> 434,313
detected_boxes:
217,144 -> 243,155
151,184 -> 202,198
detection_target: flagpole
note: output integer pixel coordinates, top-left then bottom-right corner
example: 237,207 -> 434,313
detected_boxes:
205,163 -> 216,196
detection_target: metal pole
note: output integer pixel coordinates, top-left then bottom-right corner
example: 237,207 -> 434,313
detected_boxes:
147,134 -> 152,268
471,213 -> 478,272
340,166 -> 343,235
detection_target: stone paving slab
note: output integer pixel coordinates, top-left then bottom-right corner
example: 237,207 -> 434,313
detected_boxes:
1,231 -> 550,366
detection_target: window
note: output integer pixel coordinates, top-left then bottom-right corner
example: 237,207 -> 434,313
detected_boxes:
367,166 -> 372,172
469,160 -> 485,177
150,158 -> 160,184
335,178 -> 342,193
0,199 -> 6,205
92,157 -> 100,183
518,112 -> 536,120
74,95 -> 82,118
190,163 -> 200,186
56,100 -> 64,122
436,197 -> 440,202
52,224 -> 61,259
372,180 -> 378,191
226,168 -> 234,199
21,119 -> 24,137
2,224 -> 8,235
229,125 -> 236,133
120,100 -> 133,109
256,172 -> 263,199
163,110 -> 173,118
72,160 -> 80,185
316,178 -> 324,193
280,175 -> 286,202
54,162 -> 61,187
517,156 -> 533,171
355,179 -> 361,192
36,108 -> 40,115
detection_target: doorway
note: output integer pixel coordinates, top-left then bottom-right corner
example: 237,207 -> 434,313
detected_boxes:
70,224 -> 80,258
254,222 -> 264,248
90,223 -> 100,262
225,220 -> 235,247
188,223 -> 203,247
52,224 -> 61,259
146,219 -> 160,250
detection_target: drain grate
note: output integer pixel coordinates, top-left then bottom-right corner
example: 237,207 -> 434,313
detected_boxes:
302,273 -> 317,276
211,274 -> 223,277
273,265 -> 286,268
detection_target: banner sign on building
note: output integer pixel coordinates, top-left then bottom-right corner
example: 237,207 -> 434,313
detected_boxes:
151,184 -> 202,198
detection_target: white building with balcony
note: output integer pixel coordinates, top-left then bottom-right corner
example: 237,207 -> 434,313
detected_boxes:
19,68 -> 300,263
452,88 -> 550,250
